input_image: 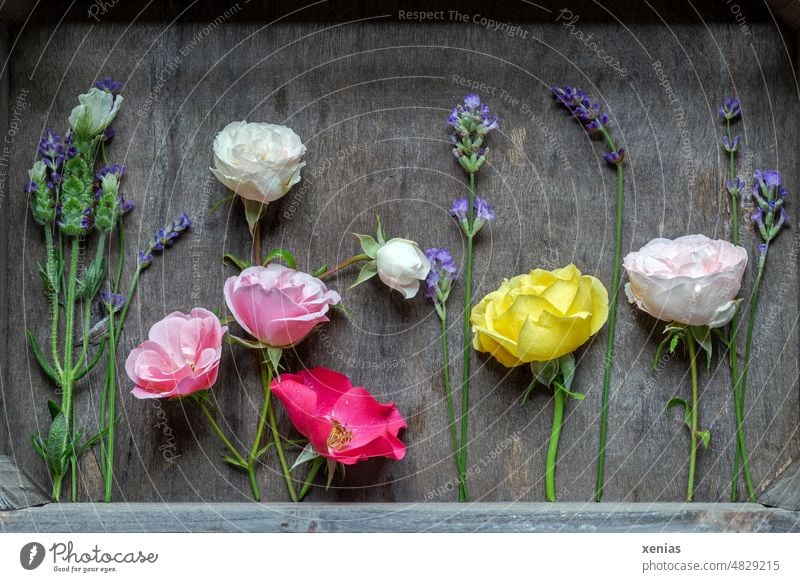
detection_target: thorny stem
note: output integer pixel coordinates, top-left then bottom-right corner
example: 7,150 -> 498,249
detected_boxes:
546,388 -> 566,502
318,254 -> 370,280
686,333 -> 700,502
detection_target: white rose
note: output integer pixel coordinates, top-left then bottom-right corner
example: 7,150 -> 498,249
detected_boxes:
210,121 -> 306,205
623,234 -> 748,328
68,87 -> 122,139
376,238 -> 431,299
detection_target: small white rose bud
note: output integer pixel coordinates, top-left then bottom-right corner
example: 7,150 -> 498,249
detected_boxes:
376,238 -> 431,299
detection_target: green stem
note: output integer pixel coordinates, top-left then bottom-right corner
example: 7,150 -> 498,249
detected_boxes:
318,253 -> 370,280
546,388 -> 566,502
45,227 -> 63,377
297,458 -> 323,501
595,129 -> 624,502
247,356 -> 275,503
438,306 -> 465,498
61,238 -> 80,502
103,308 -> 117,502
686,333 -> 699,502
457,171 -> 476,503
736,258 -> 765,502
199,399 -> 247,466
261,361 -> 299,501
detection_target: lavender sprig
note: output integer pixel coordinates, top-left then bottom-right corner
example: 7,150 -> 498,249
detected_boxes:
137,213 -> 192,268
449,196 -> 495,235
424,247 -> 458,304
449,93 -> 498,174
552,83 -> 624,501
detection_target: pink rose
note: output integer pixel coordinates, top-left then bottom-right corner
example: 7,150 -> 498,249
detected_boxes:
224,264 -> 341,347
126,308 -> 227,399
623,234 -> 748,328
271,367 -> 406,465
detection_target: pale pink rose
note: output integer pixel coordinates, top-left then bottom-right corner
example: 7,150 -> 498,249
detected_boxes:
224,264 -> 341,347
126,308 -> 227,399
623,234 -> 748,328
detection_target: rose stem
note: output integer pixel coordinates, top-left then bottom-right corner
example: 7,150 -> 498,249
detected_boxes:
594,128 -> 623,502
199,399 -> 248,467
546,387 -> 567,502
297,458 -> 323,501
725,117 -> 754,501
252,219 -> 261,266
686,332 -> 700,502
259,360 -> 299,502
457,171 -> 476,502
734,252 -> 766,502
248,354 -> 274,502
438,304 -> 465,497
317,253 -> 370,280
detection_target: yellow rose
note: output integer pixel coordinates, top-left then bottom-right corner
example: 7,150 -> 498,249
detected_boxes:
471,264 -> 609,366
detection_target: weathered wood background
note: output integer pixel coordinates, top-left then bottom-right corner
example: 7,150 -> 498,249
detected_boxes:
0,0 -> 797,505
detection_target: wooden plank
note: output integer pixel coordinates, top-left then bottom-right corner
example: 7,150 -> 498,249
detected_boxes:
758,458 -> 800,510
0,456 -> 50,511
1,502 -> 797,532
0,1 -> 797,504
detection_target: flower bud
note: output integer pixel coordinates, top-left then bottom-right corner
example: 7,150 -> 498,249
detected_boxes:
375,238 -> 431,299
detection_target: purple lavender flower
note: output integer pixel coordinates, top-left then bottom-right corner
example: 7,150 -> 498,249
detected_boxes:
118,193 -> 135,214
424,247 -> 458,300
96,163 -> 126,181
753,169 -> 782,197
604,148 -> 625,166
722,135 -> 740,153
38,128 -> 66,171
552,85 -> 610,132
726,177 -> 745,195
138,213 -> 192,269
448,94 -> 499,173
449,196 -> 494,234
751,209 -> 764,226
95,76 -> 123,94
101,290 -> 126,312
102,127 -> 116,142
719,97 -> 741,121
24,181 -> 38,193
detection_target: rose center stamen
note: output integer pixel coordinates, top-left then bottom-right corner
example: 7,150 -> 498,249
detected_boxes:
327,419 -> 353,451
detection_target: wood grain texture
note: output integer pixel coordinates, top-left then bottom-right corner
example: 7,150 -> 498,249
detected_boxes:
2,502 -> 798,532
758,458 -> 800,510
0,1 -> 797,505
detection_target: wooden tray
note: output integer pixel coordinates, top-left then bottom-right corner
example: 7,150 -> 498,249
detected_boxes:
0,0 -> 798,532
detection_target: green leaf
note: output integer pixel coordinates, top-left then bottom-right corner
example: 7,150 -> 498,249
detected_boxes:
690,325 -> 713,370
291,443 -> 320,472
669,332 -> 682,354
31,433 -> 46,459
665,396 -> 691,430
558,353 -> 577,392
222,252 -> 251,271
332,302 -> 353,319
697,429 -> 711,450
265,346 -> 283,373
530,359 -> 559,389
208,193 -> 235,218
221,455 -> 248,471
349,260 -> 378,289
73,339 -> 107,381
375,215 -> 386,245
255,443 -> 274,459
26,330 -> 60,383
325,458 -> 338,490
263,248 -> 296,269
312,264 -> 329,277
226,334 -> 270,350
354,233 -> 379,259
76,427 -> 109,457
553,380 -> 585,401
242,197 -> 266,236
47,400 -> 62,420
45,412 -> 68,475
652,335 -> 671,370
520,377 -> 537,405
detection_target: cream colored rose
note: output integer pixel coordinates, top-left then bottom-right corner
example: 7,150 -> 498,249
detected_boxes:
623,234 -> 747,328
210,121 -> 306,204
376,238 -> 431,299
